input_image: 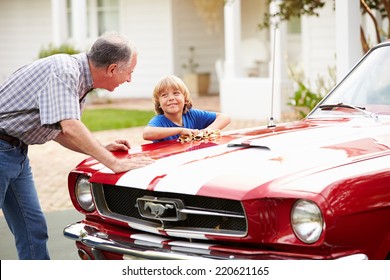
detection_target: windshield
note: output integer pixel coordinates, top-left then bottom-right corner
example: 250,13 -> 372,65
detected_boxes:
309,43 -> 390,118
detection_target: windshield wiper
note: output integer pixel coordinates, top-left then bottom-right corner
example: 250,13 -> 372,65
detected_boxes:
319,103 -> 378,120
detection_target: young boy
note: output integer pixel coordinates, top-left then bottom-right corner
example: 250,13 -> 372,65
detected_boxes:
143,75 -> 230,142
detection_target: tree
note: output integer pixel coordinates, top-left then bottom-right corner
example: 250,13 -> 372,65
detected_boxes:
259,0 -> 390,53
360,0 -> 390,52
258,0 -> 326,30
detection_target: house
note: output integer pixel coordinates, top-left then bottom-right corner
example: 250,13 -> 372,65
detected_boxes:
0,0 -> 369,121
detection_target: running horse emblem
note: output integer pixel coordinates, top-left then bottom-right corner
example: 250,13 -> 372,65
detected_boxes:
144,201 -> 174,218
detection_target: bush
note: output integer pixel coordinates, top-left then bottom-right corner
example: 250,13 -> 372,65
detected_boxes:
38,43 -> 80,58
287,64 -> 336,118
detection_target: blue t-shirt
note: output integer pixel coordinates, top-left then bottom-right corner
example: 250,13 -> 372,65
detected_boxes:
147,108 -> 217,142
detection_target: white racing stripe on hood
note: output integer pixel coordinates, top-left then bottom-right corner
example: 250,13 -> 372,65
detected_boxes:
151,148 -> 267,194
152,147 -> 350,195
118,145 -> 351,195
278,154 -> 390,193
115,121 -> 389,193
116,145 -> 242,189
236,124 -> 386,153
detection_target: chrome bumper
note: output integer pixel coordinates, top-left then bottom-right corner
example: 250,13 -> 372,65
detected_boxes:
64,222 -> 224,260
63,222 -> 368,260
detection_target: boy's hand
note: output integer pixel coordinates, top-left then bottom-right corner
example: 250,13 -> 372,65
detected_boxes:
180,128 -> 199,137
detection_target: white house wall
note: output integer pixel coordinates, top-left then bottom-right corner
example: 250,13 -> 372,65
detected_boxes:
172,0 -> 225,95
0,0 -> 52,82
106,0 -> 225,98
113,0 -> 174,98
301,1 -> 337,87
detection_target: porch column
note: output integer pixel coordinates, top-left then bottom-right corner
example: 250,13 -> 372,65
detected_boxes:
51,0 -> 67,46
71,0 -> 88,49
223,0 -> 242,78
335,0 -> 361,81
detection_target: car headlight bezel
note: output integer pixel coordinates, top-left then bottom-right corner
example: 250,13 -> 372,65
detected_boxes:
75,176 -> 95,212
291,199 -> 324,244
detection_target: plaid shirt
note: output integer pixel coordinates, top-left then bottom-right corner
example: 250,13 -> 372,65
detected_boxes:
0,53 -> 93,145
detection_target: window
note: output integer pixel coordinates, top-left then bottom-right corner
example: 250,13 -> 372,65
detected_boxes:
66,0 -> 72,38
65,0 -> 119,39
97,0 -> 119,35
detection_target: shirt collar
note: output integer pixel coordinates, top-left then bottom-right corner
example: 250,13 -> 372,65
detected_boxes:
73,52 -> 93,91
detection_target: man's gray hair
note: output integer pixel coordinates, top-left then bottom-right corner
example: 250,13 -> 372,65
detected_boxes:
87,32 -> 136,68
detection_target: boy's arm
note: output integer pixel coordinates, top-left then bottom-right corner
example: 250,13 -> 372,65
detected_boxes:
206,113 -> 231,130
143,126 -> 197,141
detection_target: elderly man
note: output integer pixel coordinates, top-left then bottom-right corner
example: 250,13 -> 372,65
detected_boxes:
0,32 -> 154,259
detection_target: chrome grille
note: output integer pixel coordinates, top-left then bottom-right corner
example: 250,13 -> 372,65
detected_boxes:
92,184 -> 247,237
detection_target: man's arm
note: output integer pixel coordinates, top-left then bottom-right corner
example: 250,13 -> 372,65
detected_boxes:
55,119 -> 154,173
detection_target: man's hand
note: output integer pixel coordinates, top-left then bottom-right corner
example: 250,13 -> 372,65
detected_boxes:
105,139 -> 131,152
105,140 -> 155,173
112,155 -> 155,173
57,119 -> 155,173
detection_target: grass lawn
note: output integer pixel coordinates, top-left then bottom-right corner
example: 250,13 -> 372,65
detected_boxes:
81,108 -> 155,132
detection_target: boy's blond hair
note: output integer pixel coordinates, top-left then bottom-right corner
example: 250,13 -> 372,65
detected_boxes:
153,75 -> 193,115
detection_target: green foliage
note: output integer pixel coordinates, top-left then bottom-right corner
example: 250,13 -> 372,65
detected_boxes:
259,0 -> 325,29
81,109 -> 155,132
287,64 -> 336,118
38,43 -> 80,58
288,82 -> 324,118
258,0 -> 390,50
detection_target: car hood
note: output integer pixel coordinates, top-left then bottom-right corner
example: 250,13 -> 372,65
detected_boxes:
86,118 -> 390,200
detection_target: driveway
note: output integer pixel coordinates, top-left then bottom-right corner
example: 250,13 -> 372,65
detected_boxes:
0,209 -> 83,259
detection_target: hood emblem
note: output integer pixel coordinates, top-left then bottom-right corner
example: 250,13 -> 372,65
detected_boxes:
137,196 -> 187,221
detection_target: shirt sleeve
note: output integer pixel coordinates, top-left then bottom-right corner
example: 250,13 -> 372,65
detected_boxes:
147,115 -> 178,128
184,109 -> 216,129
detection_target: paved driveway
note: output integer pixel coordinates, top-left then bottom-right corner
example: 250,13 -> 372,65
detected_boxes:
0,209 -> 83,259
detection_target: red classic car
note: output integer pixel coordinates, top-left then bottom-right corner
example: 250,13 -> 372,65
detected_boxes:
64,41 -> 390,260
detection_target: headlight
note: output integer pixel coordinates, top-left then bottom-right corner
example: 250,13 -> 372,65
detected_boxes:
291,199 -> 323,244
75,176 -> 95,212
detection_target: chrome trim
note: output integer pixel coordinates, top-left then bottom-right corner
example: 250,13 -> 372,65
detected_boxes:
180,208 -> 245,218
64,223 -> 218,260
63,222 -> 369,260
336,254 -> 368,260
